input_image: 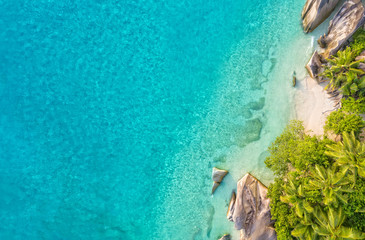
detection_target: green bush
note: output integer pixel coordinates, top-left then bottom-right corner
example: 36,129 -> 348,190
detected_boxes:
265,120 -> 330,176
344,177 -> 365,232
266,120 -> 365,239
342,97 -> 365,114
351,29 -> 365,57
267,178 -> 298,240
324,109 -> 365,135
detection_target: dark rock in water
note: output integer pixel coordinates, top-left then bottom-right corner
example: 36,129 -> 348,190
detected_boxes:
227,192 -> 236,221
218,234 -> 231,240
212,167 -> 228,183
306,50 -> 324,81
211,167 -> 228,194
229,173 -> 276,240
302,0 -> 340,33
319,0 -> 365,58
211,182 -> 220,195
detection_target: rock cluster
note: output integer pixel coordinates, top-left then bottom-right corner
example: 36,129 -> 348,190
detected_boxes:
302,0 -> 340,33
318,0 -> 365,58
227,173 -> 276,240
304,0 -> 365,80
211,167 -> 228,194
306,50 -> 324,81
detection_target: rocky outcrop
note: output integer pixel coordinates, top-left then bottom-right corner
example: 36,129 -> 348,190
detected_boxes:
359,62 -> 365,72
318,0 -> 365,58
306,50 -> 325,81
302,0 -> 340,33
227,192 -> 236,221
211,167 -> 228,194
218,234 -> 231,240
355,50 -> 365,61
229,173 -> 276,240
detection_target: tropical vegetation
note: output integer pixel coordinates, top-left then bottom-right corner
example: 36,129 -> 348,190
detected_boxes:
266,121 -> 365,240
266,29 -> 365,240
321,29 -> 365,98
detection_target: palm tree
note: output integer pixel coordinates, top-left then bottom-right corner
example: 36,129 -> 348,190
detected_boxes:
340,73 -> 365,97
291,222 -> 318,240
280,175 -> 314,222
312,206 -> 365,239
325,131 -> 365,185
321,46 -> 365,92
306,165 -> 353,207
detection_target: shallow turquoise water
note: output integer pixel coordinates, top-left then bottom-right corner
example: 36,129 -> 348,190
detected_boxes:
0,0 -> 312,239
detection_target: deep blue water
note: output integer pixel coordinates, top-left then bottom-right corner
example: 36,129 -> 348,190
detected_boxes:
0,0 -> 306,239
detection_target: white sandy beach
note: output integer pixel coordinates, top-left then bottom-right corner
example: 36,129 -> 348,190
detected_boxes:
294,76 -> 337,136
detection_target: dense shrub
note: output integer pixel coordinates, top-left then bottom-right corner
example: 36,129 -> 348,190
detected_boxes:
266,121 -> 365,239
344,177 -> 365,232
324,109 -> 365,135
350,29 -> 365,56
267,178 -> 298,240
265,120 -> 330,176
342,97 -> 365,114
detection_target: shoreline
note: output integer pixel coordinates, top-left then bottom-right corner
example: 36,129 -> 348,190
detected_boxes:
294,76 -> 336,136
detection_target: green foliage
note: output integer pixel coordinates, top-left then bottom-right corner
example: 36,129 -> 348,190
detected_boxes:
265,121 -> 330,176
351,29 -> 365,57
340,74 -> 365,98
312,206 -> 365,240
268,178 -> 298,240
342,97 -> 365,114
321,30 -> 365,97
325,132 -> 365,185
280,174 -> 314,221
266,121 -> 365,239
324,109 -> 365,135
307,165 -> 352,207
344,178 -> 365,232
321,47 -> 365,94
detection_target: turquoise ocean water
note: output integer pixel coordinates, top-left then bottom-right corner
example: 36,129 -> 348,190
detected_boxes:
0,0 -> 317,239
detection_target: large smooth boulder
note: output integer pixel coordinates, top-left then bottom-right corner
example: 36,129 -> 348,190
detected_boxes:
306,50 -> 324,81
318,0 -> 365,58
302,0 -> 340,33
212,167 -> 228,182
211,167 -> 228,194
229,173 -> 276,240
227,192 -> 236,221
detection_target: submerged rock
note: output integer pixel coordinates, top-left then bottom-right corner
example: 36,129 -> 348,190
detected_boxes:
233,118 -> 263,147
218,234 -> 231,240
211,167 -> 228,194
229,173 -> 276,240
319,0 -> 365,58
306,50 -> 324,81
247,98 -> 265,111
302,0 -> 340,33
